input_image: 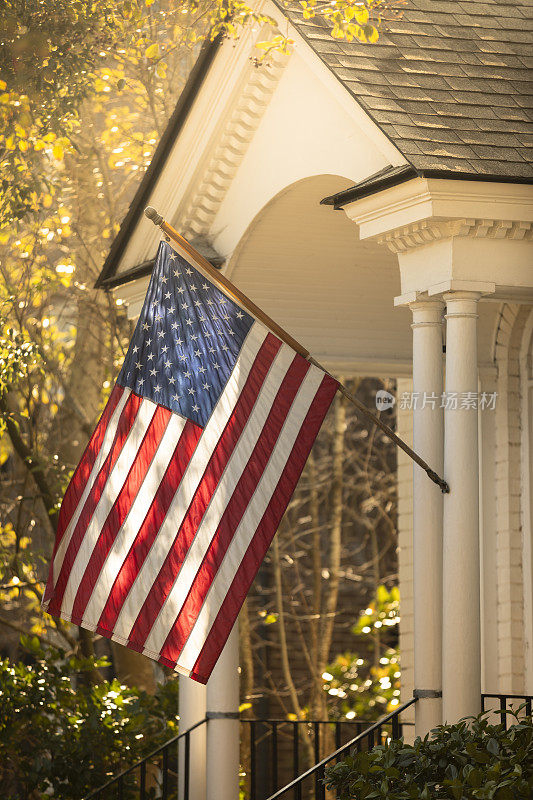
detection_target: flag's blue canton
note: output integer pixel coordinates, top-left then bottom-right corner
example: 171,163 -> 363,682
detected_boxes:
118,241 -> 254,427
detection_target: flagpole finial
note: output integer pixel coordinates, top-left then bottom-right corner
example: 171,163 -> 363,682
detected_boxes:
145,206 -> 164,226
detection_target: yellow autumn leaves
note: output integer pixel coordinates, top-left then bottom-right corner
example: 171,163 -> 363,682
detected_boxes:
299,0 -> 380,43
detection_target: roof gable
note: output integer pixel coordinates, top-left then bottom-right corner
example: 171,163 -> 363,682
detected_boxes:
281,0 -> 533,179
97,0 -> 533,289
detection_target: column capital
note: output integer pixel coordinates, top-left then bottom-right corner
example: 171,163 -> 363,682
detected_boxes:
442,290 -> 484,321
395,291 -> 445,309
409,298 -> 445,330
442,290 -> 483,303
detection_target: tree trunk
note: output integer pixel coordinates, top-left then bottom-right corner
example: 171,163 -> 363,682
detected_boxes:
318,387 -> 346,674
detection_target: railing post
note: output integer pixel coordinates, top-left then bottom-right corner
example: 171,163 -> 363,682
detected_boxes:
314,723 -> 321,797
499,696 -> 506,729
184,731 -> 191,800
318,763 -> 326,800
250,721 -> 257,800
272,722 -> 279,793
140,761 -> 146,800
392,711 -> 400,740
162,746 -> 169,800
292,723 -> 300,800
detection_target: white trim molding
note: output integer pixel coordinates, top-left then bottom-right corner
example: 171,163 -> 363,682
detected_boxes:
342,178 -> 533,239
177,41 -> 289,242
381,218 -> 533,255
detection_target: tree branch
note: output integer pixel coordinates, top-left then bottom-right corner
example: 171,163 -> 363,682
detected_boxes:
1,398 -> 59,533
0,615 -> 58,650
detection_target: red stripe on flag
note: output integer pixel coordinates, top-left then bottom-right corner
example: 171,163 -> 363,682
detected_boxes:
46,391 -> 143,618
189,374 -> 338,682
68,405 -> 172,625
43,385 -> 124,603
158,354 -> 310,665
96,418 -> 202,638
126,333 -> 282,652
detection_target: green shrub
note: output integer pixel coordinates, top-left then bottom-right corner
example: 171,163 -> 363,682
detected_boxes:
324,710 -> 533,800
0,647 -> 179,800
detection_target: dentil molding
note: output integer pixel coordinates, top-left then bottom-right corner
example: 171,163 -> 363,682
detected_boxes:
379,218 -> 533,254
178,37 -> 289,242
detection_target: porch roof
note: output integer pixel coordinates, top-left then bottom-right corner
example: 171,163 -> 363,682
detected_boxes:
282,0 -> 533,181
97,0 -> 533,290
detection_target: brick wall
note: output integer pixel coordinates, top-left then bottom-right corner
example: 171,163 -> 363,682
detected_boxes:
494,303 -> 529,692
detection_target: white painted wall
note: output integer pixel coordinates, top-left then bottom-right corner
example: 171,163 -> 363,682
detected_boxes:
210,48 -> 399,258
396,377 -> 415,741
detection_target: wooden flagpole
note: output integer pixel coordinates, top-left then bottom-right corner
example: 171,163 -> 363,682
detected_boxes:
144,207 -> 450,494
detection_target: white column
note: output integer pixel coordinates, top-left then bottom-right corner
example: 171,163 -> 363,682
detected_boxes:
179,676 -> 207,800
206,624 -> 240,800
410,299 -> 444,735
442,291 -> 482,723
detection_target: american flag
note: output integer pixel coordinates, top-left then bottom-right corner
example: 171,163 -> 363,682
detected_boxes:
43,240 -> 338,683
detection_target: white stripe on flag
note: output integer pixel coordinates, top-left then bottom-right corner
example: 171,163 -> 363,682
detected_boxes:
142,343 -> 297,657
177,365 -> 325,672
80,413 -> 188,627
60,398 -> 158,618
51,388 -> 131,587
111,322 -> 268,642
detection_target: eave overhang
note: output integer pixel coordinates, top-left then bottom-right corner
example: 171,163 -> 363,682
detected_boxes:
95,36 -> 222,290
321,166 -> 533,210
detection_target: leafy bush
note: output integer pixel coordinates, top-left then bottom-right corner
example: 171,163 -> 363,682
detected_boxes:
0,647 -> 179,800
324,711 -> 533,800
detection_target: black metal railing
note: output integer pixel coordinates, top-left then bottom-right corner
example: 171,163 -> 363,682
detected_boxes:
481,692 -> 533,728
81,691 -> 533,800
83,705 -> 415,800
241,716 -> 402,800
262,698 -> 417,800
83,717 -> 207,800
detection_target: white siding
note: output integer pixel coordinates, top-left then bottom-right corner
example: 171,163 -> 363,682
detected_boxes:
396,378 -> 415,740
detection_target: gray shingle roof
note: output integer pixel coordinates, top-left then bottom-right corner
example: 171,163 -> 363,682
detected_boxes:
281,0 -> 533,179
